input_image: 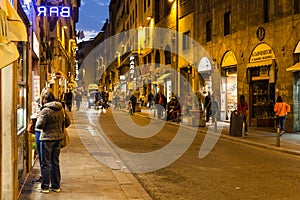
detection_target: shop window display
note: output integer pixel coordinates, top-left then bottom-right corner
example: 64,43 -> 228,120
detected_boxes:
17,42 -> 27,133
251,80 -> 275,127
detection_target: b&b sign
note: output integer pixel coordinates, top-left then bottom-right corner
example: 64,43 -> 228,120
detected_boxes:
37,6 -> 71,17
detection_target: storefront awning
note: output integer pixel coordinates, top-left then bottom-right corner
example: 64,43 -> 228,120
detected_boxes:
0,0 -> 27,69
157,73 -> 171,82
247,60 -> 273,68
294,41 -> 300,53
286,62 -> 300,72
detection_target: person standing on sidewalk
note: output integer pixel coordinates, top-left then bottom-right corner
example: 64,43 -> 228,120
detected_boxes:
154,90 -> 167,119
204,91 -> 211,122
36,91 -> 71,193
274,96 -> 290,135
148,91 -> 154,110
237,95 -> 248,135
31,87 -> 52,183
75,91 -> 82,111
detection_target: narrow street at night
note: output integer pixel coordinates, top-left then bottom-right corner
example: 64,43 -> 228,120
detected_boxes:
80,108 -> 300,200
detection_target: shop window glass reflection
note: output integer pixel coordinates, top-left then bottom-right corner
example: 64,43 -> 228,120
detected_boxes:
17,85 -> 26,131
17,42 -> 27,134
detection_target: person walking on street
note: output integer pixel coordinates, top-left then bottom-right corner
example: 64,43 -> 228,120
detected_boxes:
75,92 -> 82,111
237,95 -> 248,135
129,94 -> 137,113
148,91 -> 154,109
210,95 -> 219,123
36,91 -> 70,193
65,89 -> 73,112
274,96 -> 290,136
154,90 -> 167,119
204,91 -> 211,122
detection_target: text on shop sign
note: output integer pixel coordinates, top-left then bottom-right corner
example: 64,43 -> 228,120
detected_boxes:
37,6 -> 71,17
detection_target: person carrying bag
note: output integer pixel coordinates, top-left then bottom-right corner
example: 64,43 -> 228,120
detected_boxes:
274,96 -> 290,135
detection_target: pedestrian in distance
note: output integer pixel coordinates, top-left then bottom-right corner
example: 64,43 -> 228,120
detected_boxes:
75,91 -> 82,111
148,91 -> 154,109
129,94 -> 137,113
204,91 -> 211,122
154,90 -> 167,119
36,91 -> 71,193
237,94 -> 248,135
210,95 -> 219,123
65,89 -> 73,112
274,95 -> 290,136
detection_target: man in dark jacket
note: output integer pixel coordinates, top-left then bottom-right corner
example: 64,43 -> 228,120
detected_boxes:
36,91 -> 70,193
204,91 -> 211,122
129,94 -> 137,113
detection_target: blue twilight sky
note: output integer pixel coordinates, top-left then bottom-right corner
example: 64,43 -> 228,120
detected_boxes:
76,0 -> 110,41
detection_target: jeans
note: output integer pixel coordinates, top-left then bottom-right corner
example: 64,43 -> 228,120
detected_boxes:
40,140 -> 61,190
276,116 -> 286,132
243,115 -> 248,132
35,131 -> 41,167
156,104 -> 164,119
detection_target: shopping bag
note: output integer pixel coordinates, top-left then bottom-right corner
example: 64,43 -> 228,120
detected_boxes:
61,129 -> 70,148
27,118 -> 36,133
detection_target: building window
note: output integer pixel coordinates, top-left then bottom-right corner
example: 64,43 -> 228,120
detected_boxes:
144,0 -> 147,12
17,42 -> 27,134
263,0 -> 274,22
164,0 -> 172,17
136,3 -> 138,19
206,20 -> 212,42
155,50 -> 160,68
155,0 -> 161,24
224,11 -> 231,36
182,31 -> 190,50
263,0 -> 270,22
164,45 -> 171,65
148,0 -> 151,7
295,0 -> 300,14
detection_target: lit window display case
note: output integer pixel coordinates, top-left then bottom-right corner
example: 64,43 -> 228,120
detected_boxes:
251,80 -> 275,127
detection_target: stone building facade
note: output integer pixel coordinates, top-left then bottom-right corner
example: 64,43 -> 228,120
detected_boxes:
193,0 -> 300,132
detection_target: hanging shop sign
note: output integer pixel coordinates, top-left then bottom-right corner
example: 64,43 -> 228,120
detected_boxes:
249,43 -> 275,63
129,55 -> 135,80
37,6 -> 71,17
294,41 -> 300,53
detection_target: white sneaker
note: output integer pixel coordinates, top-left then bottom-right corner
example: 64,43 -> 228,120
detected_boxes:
39,188 -> 50,193
51,188 -> 61,193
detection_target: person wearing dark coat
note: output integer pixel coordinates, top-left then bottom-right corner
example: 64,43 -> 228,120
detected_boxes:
204,91 -> 211,122
65,90 -> 73,111
129,94 -> 137,113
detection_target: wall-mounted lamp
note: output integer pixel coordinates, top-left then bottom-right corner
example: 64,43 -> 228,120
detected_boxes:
146,16 -> 152,21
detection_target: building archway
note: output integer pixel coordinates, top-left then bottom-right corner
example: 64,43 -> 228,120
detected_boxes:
220,50 -> 238,121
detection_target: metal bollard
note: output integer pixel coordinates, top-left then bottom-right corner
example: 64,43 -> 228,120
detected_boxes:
276,126 -> 280,147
